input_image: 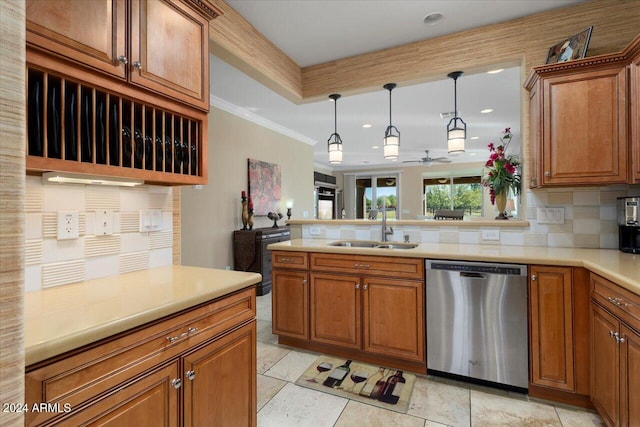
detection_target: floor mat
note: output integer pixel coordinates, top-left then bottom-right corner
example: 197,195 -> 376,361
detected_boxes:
294,355 -> 416,413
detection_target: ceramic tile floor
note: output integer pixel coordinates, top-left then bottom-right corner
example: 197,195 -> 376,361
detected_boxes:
255,293 -> 604,427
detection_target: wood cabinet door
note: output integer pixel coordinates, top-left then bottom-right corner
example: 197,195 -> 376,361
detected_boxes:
182,321 -> 256,427
528,80 -> 542,188
362,277 -> 424,362
621,324 -> 640,427
55,362 -> 180,426
272,270 -> 309,340
130,0 -> 209,110
310,273 -> 361,349
26,0 -> 126,79
541,67 -> 628,185
591,304 -> 620,427
529,266 -> 575,391
631,51 -> 640,183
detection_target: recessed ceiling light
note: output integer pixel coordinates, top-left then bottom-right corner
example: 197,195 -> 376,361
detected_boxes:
372,145 -> 380,149
487,69 -> 504,74
469,153 -> 477,156
480,109 -> 493,114
423,12 -> 443,25
362,123 -> 372,128
470,136 -> 479,140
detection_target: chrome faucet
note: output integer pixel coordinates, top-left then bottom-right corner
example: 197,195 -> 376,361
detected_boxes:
381,198 -> 393,242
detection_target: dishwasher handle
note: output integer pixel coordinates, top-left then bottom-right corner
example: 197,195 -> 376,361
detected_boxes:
460,272 -> 486,279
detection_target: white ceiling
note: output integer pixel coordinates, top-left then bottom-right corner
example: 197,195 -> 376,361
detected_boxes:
211,0 -> 586,170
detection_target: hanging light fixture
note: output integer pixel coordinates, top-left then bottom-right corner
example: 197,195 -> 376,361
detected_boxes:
447,71 -> 466,154
383,83 -> 400,160
327,93 -> 343,164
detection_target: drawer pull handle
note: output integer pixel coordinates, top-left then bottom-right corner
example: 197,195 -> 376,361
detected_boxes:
172,378 -> 182,389
188,327 -> 198,334
354,264 -> 370,269
608,296 -> 630,307
167,332 -> 188,343
280,258 -> 294,263
186,370 -> 196,381
616,336 -> 626,344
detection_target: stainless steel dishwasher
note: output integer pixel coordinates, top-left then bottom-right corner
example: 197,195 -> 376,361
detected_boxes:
425,259 -> 528,391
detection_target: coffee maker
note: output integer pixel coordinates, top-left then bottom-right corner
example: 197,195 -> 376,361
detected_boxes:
617,196 -> 640,254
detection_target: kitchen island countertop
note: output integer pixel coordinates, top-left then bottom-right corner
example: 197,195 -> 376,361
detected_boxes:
25,265 -> 262,366
268,239 -> 639,296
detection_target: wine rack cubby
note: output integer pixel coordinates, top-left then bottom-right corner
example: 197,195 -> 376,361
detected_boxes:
26,66 -> 206,184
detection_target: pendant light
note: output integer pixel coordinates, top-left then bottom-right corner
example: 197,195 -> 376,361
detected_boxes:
327,94 -> 343,164
447,71 -> 466,154
383,83 -> 400,160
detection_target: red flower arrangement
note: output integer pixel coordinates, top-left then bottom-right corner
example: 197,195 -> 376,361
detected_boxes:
482,127 -> 521,205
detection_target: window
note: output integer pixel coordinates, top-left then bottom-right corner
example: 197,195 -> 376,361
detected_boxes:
356,175 -> 399,219
424,175 -> 483,218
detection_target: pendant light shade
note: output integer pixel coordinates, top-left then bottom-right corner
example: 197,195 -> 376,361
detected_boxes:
327,93 -> 343,164
447,71 -> 466,154
383,83 -> 400,160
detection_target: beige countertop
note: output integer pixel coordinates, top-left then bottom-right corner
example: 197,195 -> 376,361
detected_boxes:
269,239 -> 639,295
286,219 -> 530,228
24,265 -> 262,366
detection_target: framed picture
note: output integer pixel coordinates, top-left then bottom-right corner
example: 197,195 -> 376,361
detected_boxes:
545,26 -> 593,64
248,158 -> 281,216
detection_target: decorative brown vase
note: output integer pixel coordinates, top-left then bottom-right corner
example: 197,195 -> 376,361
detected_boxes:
495,192 -> 508,220
241,199 -> 249,230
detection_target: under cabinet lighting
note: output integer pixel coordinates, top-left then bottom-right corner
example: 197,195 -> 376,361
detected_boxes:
42,172 -> 144,187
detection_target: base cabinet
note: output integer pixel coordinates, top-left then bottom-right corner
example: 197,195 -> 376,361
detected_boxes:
590,273 -> 640,427
272,251 -> 425,372
528,266 -> 590,406
25,288 -> 256,427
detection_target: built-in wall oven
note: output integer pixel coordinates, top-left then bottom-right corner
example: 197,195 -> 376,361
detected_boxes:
425,259 -> 528,391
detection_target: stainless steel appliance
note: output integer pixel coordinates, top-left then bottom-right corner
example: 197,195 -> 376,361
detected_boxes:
425,259 -> 528,391
617,196 -> 640,254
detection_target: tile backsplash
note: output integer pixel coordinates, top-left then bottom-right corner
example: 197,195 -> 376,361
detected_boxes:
25,176 -> 173,291
299,185 -> 639,249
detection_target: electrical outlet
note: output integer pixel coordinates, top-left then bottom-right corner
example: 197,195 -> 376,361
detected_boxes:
57,211 -> 79,240
95,210 -> 114,236
309,226 -> 321,235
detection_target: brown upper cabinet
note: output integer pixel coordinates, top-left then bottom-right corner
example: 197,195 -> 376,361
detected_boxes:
26,0 -> 219,111
525,35 -> 640,188
631,40 -> 640,183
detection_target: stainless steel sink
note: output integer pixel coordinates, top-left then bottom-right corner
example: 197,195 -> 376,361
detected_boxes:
327,240 -> 379,248
328,240 -> 418,250
374,242 -> 419,250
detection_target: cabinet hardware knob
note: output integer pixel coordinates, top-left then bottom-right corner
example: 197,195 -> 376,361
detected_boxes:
188,327 -> 198,334
118,55 -> 128,65
302,279 -> 307,285
363,284 -> 368,290
171,378 -> 182,389
616,336 -> 626,344
545,171 -> 551,177
132,61 -> 142,70
531,275 -> 537,281
186,370 -> 196,381
610,331 -> 619,339
355,284 -> 360,289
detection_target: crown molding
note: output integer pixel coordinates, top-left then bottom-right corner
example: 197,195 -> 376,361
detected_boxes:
210,95 -> 316,146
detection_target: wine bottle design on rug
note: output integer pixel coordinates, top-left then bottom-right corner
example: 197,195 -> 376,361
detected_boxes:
322,359 -> 351,388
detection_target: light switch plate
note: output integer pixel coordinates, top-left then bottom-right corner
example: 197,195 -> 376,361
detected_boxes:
95,210 -> 114,235
481,230 -> 500,241
537,207 -> 565,224
139,209 -> 162,232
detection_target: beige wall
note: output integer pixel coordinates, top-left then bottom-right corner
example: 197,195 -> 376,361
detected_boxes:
180,107 -> 314,269
0,1 -> 25,425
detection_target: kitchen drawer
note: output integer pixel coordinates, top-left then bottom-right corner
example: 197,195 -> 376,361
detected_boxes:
272,251 -> 308,270
591,273 -> 640,331
25,287 -> 255,426
310,253 -> 424,279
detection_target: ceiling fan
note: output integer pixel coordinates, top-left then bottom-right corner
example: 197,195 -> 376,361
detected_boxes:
403,150 -> 452,166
